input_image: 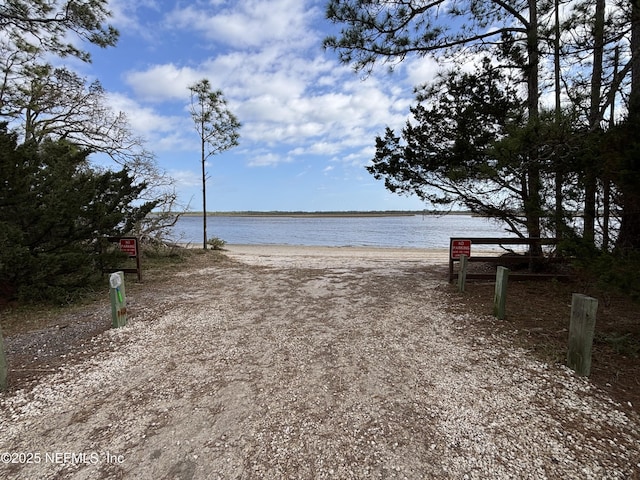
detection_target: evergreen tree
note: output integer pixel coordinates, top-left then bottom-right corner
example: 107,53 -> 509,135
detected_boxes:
189,79 -> 241,249
0,125 -> 157,302
0,0 -> 118,62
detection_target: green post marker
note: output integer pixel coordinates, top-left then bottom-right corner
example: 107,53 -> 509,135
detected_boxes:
457,254 -> 468,293
0,325 -> 7,392
109,271 -> 127,328
493,266 -> 509,320
567,293 -> 598,376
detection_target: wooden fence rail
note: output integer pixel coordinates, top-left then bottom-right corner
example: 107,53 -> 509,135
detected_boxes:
102,237 -> 142,282
448,237 -> 570,282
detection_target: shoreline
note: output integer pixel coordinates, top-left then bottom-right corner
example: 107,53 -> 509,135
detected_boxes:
179,212 -> 421,218
224,243 -> 450,255
176,243 -> 502,262
169,210 -> 476,218
177,242 -> 450,257
221,244 -> 455,266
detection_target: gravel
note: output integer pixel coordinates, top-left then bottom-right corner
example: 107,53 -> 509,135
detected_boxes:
0,245 -> 638,479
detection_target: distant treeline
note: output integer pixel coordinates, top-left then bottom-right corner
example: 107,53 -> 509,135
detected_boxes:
172,210 -> 476,217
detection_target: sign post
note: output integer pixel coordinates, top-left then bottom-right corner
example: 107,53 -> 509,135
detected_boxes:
105,237 -> 141,282
450,239 -> 472,286
457,254 -> 468,292
109,271 -> 127,328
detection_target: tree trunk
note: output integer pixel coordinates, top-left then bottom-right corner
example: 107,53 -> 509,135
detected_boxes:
554,0 -> 565,240
525,0 -> 543,254
616,0 -> 640,251
603,46 -> 620,252
583,0 -> 606,246
602,179 -> 611,251
201,133 -> 207,250
617,191 -> 640,251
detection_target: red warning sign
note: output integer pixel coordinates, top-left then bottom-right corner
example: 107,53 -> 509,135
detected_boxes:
119,238 -> 138,257
451,239 -> 471,259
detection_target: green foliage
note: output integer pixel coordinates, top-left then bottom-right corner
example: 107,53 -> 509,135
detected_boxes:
368,59 -> 545,236
0,0 -> 118,63
598,253 -> 640,301
189,79 -> 241,157
328,0 -> 640,318
142,241 -> 190,262
207,237 -> 227,250
324,0 -> 540,74
189,79 -> 241,249
601,114 -> 640,251
0,125 -> 157,303
572,248 -> 640,301
596,332 -> 640,358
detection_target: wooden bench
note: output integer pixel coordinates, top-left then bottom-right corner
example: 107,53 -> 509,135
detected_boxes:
102,237 -> 142,282
448,237 -> 571,282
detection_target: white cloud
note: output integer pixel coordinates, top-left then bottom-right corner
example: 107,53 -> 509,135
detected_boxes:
299,142 -> 343,157
170,169 -> 201,188
106,0 -> 418,175
404,56 -> 440,88
331,146 -> 376,168
107,0 -> 172,45
165,0 -> 322,49
247,152 -> 292,167
105,92 -> 196,153
125,64 -> 201,102
107,93 -> 163,131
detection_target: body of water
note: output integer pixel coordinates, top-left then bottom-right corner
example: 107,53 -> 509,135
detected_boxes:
169,214 -> 510,249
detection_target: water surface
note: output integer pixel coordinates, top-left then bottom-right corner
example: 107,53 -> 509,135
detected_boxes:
170,214 -> 508,249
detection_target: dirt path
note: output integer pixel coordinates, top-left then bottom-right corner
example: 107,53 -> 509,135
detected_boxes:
1,246 -> 639,479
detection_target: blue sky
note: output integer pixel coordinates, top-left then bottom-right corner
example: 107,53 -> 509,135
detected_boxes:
76,0 -> 440,212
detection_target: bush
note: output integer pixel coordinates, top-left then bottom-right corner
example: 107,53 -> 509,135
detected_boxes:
207,237 -> 226,250
575,249 -> 640,301
0,129 -> 157,304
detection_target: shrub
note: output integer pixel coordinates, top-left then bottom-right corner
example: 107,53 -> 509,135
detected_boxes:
207,237 -> 226,250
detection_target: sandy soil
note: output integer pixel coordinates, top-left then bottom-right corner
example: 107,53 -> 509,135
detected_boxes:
1,245 -> 639,479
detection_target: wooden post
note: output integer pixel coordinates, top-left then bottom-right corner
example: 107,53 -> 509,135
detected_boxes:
0,326 -> 7,392
457,254 -> 468,292
109,271 -> 127,328
493,266 -> 509,319
567,293 -> 598,376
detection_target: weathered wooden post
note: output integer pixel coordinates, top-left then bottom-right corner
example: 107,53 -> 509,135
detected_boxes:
0,326 -> 7,391
109,271 -> 127,328
567,293 -> 598,376
457,254 -> 468,292
493,266 -> 509,320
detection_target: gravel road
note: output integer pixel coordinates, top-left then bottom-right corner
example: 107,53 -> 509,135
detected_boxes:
0,245 -> 639,479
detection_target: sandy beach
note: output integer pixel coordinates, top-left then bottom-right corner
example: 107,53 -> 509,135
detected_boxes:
1,244 -> 639,479
224,244 -> 451,267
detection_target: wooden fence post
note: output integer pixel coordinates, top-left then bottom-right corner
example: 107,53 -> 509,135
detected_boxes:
457,254 -> 468,292
493,266 -> 509,320
0,326 -> 7,392
109,271 -> 127,328
567,293 -> 598,376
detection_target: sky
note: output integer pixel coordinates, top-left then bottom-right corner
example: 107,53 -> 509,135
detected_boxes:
75,0 -> 441,212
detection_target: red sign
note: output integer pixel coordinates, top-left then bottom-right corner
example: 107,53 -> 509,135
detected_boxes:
119,238 -> 137,257
451,239 -> 471,259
